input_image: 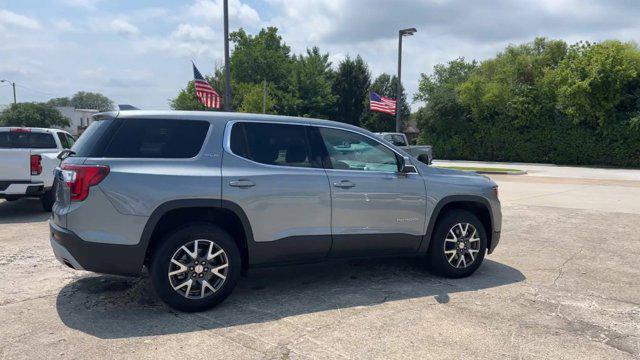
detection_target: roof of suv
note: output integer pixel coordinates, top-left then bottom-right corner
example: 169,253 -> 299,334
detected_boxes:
108,110 -> 367,133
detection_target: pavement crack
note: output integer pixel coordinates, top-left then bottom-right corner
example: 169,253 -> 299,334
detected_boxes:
553,249 -> 583,288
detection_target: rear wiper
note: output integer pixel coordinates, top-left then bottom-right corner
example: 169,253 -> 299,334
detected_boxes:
57,149 -> 76,160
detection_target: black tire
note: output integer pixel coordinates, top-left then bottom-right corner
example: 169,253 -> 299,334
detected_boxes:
41,189 -> 55,212
427,210 -> 487,278
150,224 -> 241,312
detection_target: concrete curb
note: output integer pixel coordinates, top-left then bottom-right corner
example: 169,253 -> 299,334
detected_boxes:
474,170 -> 528,175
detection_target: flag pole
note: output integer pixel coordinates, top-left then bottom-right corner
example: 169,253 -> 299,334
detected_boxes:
223,0 -> 232,111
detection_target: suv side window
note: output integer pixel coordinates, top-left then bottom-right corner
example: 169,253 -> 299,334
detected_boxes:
103,119 -> 209,158
230,122 -> 318,168
319,127 -> 399,172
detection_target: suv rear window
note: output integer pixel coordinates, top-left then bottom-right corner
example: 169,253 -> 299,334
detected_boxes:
0,131 -> 57,149
72,119 -> 113,157
103,118 -> 209,158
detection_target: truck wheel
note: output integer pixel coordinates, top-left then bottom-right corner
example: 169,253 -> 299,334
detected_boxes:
41,189 -> 55,212
150,224 -> 241,312
427,210 -> 487,278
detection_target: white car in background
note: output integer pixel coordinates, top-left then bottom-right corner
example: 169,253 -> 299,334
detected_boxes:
0,127 -> 75,211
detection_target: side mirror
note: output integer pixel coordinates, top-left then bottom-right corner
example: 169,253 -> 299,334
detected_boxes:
398,156 -> 417,174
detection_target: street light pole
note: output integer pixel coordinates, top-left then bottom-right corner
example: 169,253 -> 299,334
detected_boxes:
223,0 -> 232,111
0,79 -> 16,104
396,28 -> 416,133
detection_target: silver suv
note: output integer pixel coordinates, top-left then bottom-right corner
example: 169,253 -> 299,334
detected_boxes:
50,111 -> 501,312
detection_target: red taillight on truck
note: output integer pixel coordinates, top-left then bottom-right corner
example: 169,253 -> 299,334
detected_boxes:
61,164 -> 110,201
30,155 -> 42,175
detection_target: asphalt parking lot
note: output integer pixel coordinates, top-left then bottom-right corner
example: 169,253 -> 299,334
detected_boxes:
1,163 -> 639,359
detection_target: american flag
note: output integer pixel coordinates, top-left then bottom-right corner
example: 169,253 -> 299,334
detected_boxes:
193,63 -> 222,109
370,91 -> 396,116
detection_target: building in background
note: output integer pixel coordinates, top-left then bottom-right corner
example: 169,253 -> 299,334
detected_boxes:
55,107 -> 99,137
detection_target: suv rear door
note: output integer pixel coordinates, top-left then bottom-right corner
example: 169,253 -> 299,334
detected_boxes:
317,126 -> 427,256
222,121 -> 331,265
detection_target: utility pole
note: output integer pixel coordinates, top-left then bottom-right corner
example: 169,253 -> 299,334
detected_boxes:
0,79 -> 16,104
223,0 -> 232,111
396,28 -> 416,133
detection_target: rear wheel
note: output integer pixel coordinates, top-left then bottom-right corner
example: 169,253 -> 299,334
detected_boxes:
41,189 -> 55,212
427,210 -> 487,278
150,224 -> 241,312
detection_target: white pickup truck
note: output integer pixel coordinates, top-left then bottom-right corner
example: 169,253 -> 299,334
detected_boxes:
0,127 -> 75,211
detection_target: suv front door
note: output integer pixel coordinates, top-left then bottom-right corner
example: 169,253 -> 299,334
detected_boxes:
222,121 -> 332,265
317,127 -> 427,256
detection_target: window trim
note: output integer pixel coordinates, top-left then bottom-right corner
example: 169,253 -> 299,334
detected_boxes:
223,120 -> 418,174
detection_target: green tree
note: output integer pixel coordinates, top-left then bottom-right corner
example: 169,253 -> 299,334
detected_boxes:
361,73 -> 410,132
414,58 -> 477,156
288,47 -> 337,118
332,55 -> 371,126
550,40 -> 640,128
47,97 -> 72,107
47,92 -> 114,111
230,27 -> 293,88
0,102 -> 70,128
415,37 -> 640,167
238,82 -> 277,114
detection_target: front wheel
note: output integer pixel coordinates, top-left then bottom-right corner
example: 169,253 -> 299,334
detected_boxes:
427,210 -> 487,278
150,224 -> 241,312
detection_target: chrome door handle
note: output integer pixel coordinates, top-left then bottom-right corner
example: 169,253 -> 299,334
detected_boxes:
333,180 -> 355,188
229,179 -> 255,188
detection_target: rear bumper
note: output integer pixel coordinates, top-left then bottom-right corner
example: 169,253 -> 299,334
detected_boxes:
49,221 -> 145,276
0,181 -> 46,197
488,230 -> 501,254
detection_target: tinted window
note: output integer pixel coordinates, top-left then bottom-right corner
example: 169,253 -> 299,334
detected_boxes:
230,122 -> 317,168
65,134 -> 76,148
0,131 -> 57,149
57,133 -> 70,149
103,119 -> 209,158
72,119 -> 113,157
384,134 -> 407,146
319,127 -> 399,172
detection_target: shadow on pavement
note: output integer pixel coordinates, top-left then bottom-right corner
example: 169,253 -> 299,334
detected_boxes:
0,199 -> 50,224
56,257 -> 525,339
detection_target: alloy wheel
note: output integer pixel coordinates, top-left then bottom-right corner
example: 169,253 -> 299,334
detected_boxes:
167,239 -> 229,299
443,223 -> 481,269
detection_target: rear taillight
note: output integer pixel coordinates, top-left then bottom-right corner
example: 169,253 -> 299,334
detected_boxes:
10,127 -> 30,133
61,164 -> 110,202
30,155 -> 42,175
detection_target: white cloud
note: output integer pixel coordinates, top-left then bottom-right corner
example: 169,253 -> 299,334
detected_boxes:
109,18 -> 139,36
52,19 -> 75,32
171,24 -> 216,41
58,0 -> 103,10
0,9 -> 41,30
187,0 -> 261,27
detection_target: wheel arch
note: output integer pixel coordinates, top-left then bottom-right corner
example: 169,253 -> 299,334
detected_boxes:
418,195 -> 494,255
139,199 -> 254,271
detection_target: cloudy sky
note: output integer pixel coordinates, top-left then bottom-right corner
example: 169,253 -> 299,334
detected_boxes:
1,0 -> 640,110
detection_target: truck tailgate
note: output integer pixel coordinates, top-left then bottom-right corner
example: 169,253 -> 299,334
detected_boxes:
0,149 -> 31,181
